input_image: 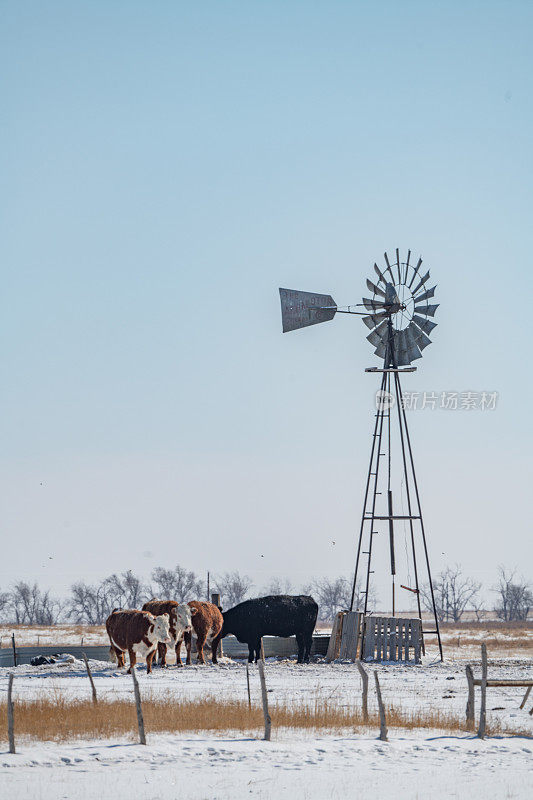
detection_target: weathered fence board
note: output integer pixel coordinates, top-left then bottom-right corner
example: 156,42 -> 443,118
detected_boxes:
338,612 -> 361,661
325,612 -> 345,662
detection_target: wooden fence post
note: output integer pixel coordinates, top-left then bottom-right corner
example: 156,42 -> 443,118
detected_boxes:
246,662 -> 251,709
356,660 -> 369,722
131,665 -> 146,745
477,644 -> 487,739
519,685 -> 531,710
82,652 -> 98,704
11,634 -> 17,667
258,640 -> 271,741
465,664 -> 475,725
7,673 -> 15,754
374,672 -> 388,741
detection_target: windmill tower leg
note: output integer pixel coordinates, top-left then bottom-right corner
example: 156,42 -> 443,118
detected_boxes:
349,369 -> 388,613
393,370 -> 443,661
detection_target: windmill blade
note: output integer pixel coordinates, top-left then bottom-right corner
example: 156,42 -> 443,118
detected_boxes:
279,288 -> 337,332
393,330 -> 410,366
414,303 -> 439,317
396,347 -> 412,367
366,320 -> 388,347
391,329 -> 407,365
363,297 -> 387,312
408,257 -> 423,288
374,341 -> 388,359
412,270 -> 431,296
374,263 -> 387,285
409,321 -> 432,350
403,250 -> 411,284
412,314 -> 437,335
407,343 -> 423,361
396,248 -> 402,283
413,285 -> 436,304
403,325 -> 423,360
383,251 -> 395,281
362,311 -> 389,329
366,278 -> 386,298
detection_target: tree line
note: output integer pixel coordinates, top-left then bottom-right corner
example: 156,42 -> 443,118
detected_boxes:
0,564 -> 530,625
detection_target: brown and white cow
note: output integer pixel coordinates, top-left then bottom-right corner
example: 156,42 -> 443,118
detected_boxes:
106,608 -> 171,674
142,599 -> 196,668
179,601 -> 224,666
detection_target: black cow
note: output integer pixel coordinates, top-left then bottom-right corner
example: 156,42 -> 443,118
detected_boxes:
213,594 -> 318,663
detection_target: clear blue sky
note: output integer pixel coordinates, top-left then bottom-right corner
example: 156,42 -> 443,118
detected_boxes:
1,1 -> 532,606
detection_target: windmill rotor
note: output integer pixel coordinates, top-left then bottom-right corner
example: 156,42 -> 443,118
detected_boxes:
363,249 -> 438,367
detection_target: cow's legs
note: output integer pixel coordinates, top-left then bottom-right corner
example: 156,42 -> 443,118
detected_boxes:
146,648 -> 156,674
247,643 -> 255,663
195,631 -> 207,664
158,641 -> 168,668
184,631 -> 193,665
127,647 -> 137,674
211,636 -> 219,665
110,644 -> 125,668
211,633 -> 223,665
254,638 -> 262,663
175,635 -> 184,667
296,632 -> 305,663
304,632 -> 313,663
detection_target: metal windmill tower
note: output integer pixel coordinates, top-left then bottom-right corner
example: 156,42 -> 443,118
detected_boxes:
279,249 -> 443,660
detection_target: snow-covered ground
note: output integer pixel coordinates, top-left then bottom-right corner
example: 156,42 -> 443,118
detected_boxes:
1,730 -> 532,800
1,654 -> 532,798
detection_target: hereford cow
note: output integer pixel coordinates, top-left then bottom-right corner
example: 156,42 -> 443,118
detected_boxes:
212,595 -> 318,664
179,601 -> 224,665
142,599 -> 196,668
106,608 -> 171,674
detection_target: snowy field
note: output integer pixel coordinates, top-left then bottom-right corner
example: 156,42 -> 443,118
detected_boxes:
1,730 -> 532,800
1,647 -> 532,799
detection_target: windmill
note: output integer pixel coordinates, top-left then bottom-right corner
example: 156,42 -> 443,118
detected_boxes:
279,248 -> 443,661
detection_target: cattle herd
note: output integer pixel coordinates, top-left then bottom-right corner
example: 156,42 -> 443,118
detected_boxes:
105,594 -> 319,673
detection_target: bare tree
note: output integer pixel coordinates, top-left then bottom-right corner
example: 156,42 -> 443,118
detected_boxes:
494,567 -> 532,621
472,598 -> 486,623
421,565 -> 480,623
262,577 -> 292,596
214,571 -> 253,608
69,570 -> 148,624
70,581 -> 113,624
306,576 -> 378,621
0,589 -> 10,622
150,565 -> 202,603
8,582 -> 63,625
102,570 -> 148,609
308,577 -> 351,621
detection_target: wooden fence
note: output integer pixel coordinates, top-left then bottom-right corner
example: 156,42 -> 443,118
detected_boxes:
326,613 -> 421,663
362,616 -> 421,663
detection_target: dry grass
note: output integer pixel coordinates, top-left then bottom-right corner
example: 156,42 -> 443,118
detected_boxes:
0,695 -> 528,743
427,635 -> 533,652
440,621 -> 533,633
